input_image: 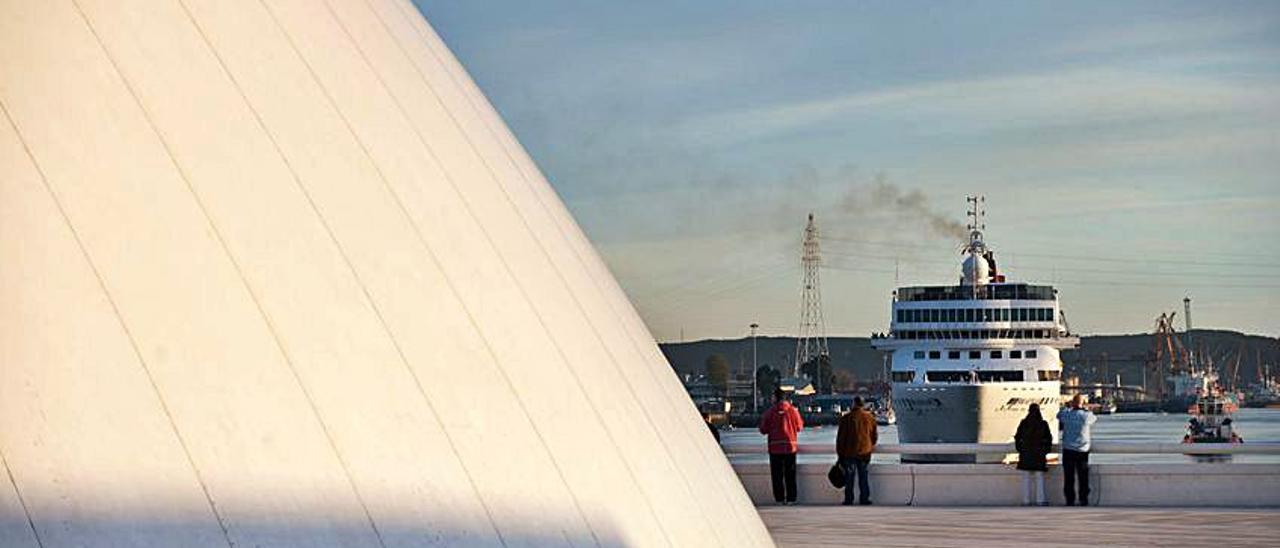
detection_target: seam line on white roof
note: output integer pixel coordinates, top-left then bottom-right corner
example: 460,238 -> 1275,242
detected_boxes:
0,82 -> 234,548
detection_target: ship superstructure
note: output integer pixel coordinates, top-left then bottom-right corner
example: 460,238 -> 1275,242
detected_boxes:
872,196 -> 1080,462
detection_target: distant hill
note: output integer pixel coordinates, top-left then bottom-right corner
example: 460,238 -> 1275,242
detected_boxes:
659,330 -> 1280,388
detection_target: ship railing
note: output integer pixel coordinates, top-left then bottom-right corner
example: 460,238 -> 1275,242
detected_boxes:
722,442 -> 1280,456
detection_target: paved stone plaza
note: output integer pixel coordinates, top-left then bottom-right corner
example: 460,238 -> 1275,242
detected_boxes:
759,506 -> 1280,547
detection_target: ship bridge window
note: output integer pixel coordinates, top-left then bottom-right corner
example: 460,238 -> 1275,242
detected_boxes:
895,329 -> 1056,341
1038,370 -> 1061,381
892,371 -> 916,382
1026,350 -> 1038,359
913,351 -> 925,359
1010,350 -> 1022,359
926,371 -> 971,383
968,350 -> 981,359
990,350 -> 1003,359
897,284 -> 1056,302
928,351 -> 941,359
948,351 -> 960,359
978,370 -> 1025,382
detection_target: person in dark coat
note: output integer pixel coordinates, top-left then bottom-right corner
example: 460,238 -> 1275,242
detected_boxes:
1014,403 -> 1052,506
835,396 -> 878,505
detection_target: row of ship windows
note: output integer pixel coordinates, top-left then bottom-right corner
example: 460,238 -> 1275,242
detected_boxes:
892,370 -> 1062,383
913,349 -> 1038,360
895,329 -> 1052,340
896,307 -> 1055,324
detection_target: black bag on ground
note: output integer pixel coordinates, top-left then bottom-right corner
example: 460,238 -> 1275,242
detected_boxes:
827,462 -> 845,489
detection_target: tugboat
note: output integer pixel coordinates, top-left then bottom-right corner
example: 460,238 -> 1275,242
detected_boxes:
875,399 -> 897,426
1182,390 -> 1243,461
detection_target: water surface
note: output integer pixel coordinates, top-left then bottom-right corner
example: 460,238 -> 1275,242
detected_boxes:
720,408 -> 1280,464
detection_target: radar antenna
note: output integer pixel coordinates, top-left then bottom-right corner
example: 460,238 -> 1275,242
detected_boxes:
965,195 -> 986,255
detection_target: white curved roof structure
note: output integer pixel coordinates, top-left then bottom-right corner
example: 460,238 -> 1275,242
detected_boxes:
0,1 -> 769,546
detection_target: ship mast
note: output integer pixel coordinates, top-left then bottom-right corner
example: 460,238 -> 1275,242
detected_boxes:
1184,297 -> 1195,371
961,195 -> 989,296
966,195 -> 986,252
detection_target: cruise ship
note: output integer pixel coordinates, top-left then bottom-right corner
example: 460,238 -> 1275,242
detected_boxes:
872,197 -> 1080,462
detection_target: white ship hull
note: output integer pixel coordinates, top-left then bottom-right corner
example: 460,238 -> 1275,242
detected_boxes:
872,199 -> 1079,463
893,381 -> 1061,463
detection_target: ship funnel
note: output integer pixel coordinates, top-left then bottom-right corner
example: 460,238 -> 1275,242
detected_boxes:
962,253 -> 990,286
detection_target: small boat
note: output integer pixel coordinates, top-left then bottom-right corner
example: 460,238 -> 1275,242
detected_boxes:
1244,370 -> 1280,408
1182,391 -> 1242,461
875,404 -> 897,426
1088,398 -> 1117,415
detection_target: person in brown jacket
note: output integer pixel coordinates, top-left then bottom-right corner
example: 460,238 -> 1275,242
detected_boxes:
835,396 -> 878,505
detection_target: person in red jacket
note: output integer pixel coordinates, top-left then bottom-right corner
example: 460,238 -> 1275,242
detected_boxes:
759,388 -> 804,504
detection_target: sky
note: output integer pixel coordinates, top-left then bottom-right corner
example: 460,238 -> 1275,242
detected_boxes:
415,0 -> 1280,341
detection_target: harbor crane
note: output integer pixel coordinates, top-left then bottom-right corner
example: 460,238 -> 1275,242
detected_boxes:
1146,311 -> 1191,400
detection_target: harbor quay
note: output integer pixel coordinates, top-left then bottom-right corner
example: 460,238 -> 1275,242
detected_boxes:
727,443 -> 1280,506
733,443 -> 1280,546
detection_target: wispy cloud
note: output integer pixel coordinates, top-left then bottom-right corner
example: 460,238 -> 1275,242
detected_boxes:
1050,16 -> 1276,56
673,64 -> 1280,147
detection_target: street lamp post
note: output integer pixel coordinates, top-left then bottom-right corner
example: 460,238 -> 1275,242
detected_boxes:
750,322 -> 759,414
